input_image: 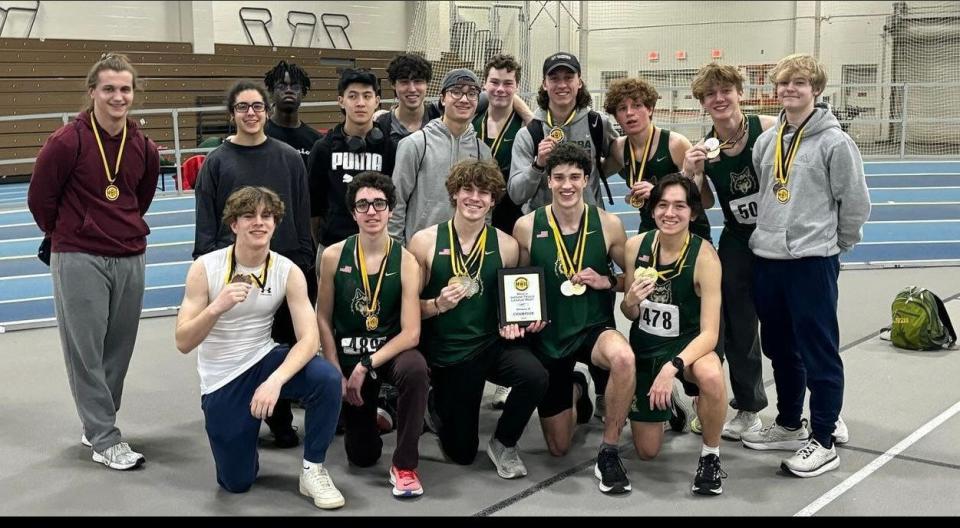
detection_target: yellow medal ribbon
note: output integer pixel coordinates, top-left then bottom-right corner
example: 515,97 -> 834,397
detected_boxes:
90,112 -> 127,201
480,110 -> 516,158
447,221 -> 488,281
773,110 -> 815,195
225,245 -> 271,291
546,204 -> 589,279
649,231 -> 691,281
627,124 -> 656,208
356,235 -> 392,324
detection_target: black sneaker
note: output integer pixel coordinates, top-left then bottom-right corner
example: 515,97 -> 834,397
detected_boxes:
572,366 -> 593,425
271,425 -> 300,448
593,448 -> 631,494
423,386 -> 441,435
691,453 -> 727,496
668,385 -> 688,432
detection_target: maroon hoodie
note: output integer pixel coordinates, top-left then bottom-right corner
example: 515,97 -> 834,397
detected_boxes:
28,111 -> 160,256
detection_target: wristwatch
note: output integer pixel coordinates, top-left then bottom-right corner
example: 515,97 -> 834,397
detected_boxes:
670,356 -> 685,372
360,354 -> 377,379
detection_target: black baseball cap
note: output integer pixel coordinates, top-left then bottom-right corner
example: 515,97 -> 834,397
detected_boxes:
542,52 -> 581,77
338,68 -> 381,96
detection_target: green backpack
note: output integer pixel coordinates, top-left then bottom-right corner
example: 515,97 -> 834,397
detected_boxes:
881,287 -> 956,351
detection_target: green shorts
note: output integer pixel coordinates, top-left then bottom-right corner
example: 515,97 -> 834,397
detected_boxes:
628,344 -> 700,423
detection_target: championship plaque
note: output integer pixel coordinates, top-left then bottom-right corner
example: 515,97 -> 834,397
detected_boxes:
497,267 -> 547,327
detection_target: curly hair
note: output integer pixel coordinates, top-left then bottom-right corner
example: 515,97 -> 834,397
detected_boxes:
648,173 -> 703,221
603,77 -> 659,115
222,186 -> 286,226
768,53 -> 827,95
690,63 -> 744,102
84,53 -> 139,112
545,142 -> 592,178
263,60 -> 311,95
482,53 -> 521,84
345,171 -> 397,212
536,82 -> 592,111
444,159 -> 506,206
386,53 -> 433,84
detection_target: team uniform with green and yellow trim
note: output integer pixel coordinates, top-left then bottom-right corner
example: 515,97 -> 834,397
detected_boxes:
332,235 -> 403,372
621,129 -> 712,241
420,222 -> 502,366
473,111 -> 525,234
628,231 -> 705,422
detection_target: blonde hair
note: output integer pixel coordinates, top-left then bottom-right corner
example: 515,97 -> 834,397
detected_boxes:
767,53 -> 827,95
691,63 -> 744,102
84,53 -> 139,112
222,186 -> 286,226
445,159 -> 506,206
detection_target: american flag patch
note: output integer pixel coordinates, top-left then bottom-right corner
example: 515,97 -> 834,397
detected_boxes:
439,248 -> 451,255
536,230 -> 549,238
339,265 -> 352,273
638,255 -> 650,263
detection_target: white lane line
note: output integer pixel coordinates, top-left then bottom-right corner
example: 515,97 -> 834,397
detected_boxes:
0,223 -> 196,244
0,283 -> 186,304
795,400 -> 960,517
0,260 -> 192,281
857,240 -> 960,245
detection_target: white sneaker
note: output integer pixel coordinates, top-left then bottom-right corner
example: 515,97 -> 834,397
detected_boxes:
486,437 -> 528,479
81,434 -> 92,447
741,419 -> 810,451
92,442 -> 145,470
491,385 -> 511,410
721,410 -> 762,441
299,464 -> 345,509
781,439 -> 840,477
833,416 -> 849,444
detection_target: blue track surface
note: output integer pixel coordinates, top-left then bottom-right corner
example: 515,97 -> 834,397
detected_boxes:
2,161 -> 958,327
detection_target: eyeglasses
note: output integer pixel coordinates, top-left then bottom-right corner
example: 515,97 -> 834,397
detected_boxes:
233,102 -> 267,113
446,87 -> 480,101
274,82 -> 302,92
354,198 -> 389,213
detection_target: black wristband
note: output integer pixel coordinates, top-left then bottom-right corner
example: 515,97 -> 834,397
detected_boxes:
607,274 -> 617,290
532,161 -> 544,171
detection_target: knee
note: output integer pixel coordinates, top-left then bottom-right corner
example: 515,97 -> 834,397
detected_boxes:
609,348 -> 635,375
346,448 -> 382,468
398,352 -> 430,389
524,364 -> 550,399
696,366 -> 726,399
545,435 -> 570,457
307,358 -> 343,395
218,472 -> 256,493
441,441 -> 478,466
634,441 -> 661,461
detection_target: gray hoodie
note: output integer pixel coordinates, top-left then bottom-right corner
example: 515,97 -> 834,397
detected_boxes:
749,103 -> 871,259
508,107 -> 619,213
388,118 -> 492,244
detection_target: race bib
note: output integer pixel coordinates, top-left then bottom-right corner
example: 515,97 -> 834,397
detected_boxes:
728,192 -> 760,225
638,300 -> 680,338
340,336 -> 386,356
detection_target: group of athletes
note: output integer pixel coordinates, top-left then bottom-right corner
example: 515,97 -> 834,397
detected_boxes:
28,46 -> 869,511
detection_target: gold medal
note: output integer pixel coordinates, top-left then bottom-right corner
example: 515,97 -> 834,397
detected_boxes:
468,278 -> 480,298
629,193 -> 646,209
230,273 -> 253,285
570,282 -> 587,296
90,112 -> 127,205
634,266 -> 659,282
365,315 -> 379,331
776,187 -> 790,204
548,126 -> 565,143
448,276 -> 472,290
560,280 -> 575,297
105,184 -> 120,201
356,235 -> 391,334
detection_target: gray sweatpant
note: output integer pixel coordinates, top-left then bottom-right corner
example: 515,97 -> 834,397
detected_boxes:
50,251 -> 145,451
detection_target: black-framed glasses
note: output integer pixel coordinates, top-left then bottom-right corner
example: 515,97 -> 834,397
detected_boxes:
447,87 -> 480,101
354,198 -> 389,213
233,102 -> 267,113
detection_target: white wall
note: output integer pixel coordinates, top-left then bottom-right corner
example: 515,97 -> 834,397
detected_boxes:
2,0 -> 184,42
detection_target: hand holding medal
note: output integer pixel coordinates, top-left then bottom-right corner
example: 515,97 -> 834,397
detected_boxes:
446,222 -> 488,301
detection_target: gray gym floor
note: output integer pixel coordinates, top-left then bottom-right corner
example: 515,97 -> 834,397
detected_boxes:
1,266 -> 958,516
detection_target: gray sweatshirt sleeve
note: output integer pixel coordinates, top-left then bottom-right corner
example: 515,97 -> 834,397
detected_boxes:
508,126 -> 545,206
389,134 -> 422,244
828,135 -> 871,251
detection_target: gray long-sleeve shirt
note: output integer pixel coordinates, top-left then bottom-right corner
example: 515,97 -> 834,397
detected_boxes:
750,103 -> 871,259
388,118 -> 492,244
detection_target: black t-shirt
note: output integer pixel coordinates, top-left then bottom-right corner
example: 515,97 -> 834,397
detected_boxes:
265,120 -> 323,169
307,121 -> 396,247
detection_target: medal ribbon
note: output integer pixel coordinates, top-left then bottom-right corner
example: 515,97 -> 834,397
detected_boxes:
546,108 -> 578,130
774,109 -> 816,188
448,221 -> 488,281
225,245 -> 271,291
627,124 -> 656,188
650,231 -> 691,281
480,110 -> 516,158
546,204 -> 589,279
708,113 -> 747,151
356,235 -> 392,317
90,112 -> 127,186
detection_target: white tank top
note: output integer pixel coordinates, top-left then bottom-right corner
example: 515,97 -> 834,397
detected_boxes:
196,246 -> 293,395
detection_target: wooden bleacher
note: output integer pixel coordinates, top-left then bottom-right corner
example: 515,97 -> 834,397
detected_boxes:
0,37 -> 404,181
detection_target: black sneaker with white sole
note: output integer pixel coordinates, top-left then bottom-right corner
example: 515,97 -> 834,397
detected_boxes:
594,448 -> 631,494
691,454 -> 726,496
572,369 -> 593,425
